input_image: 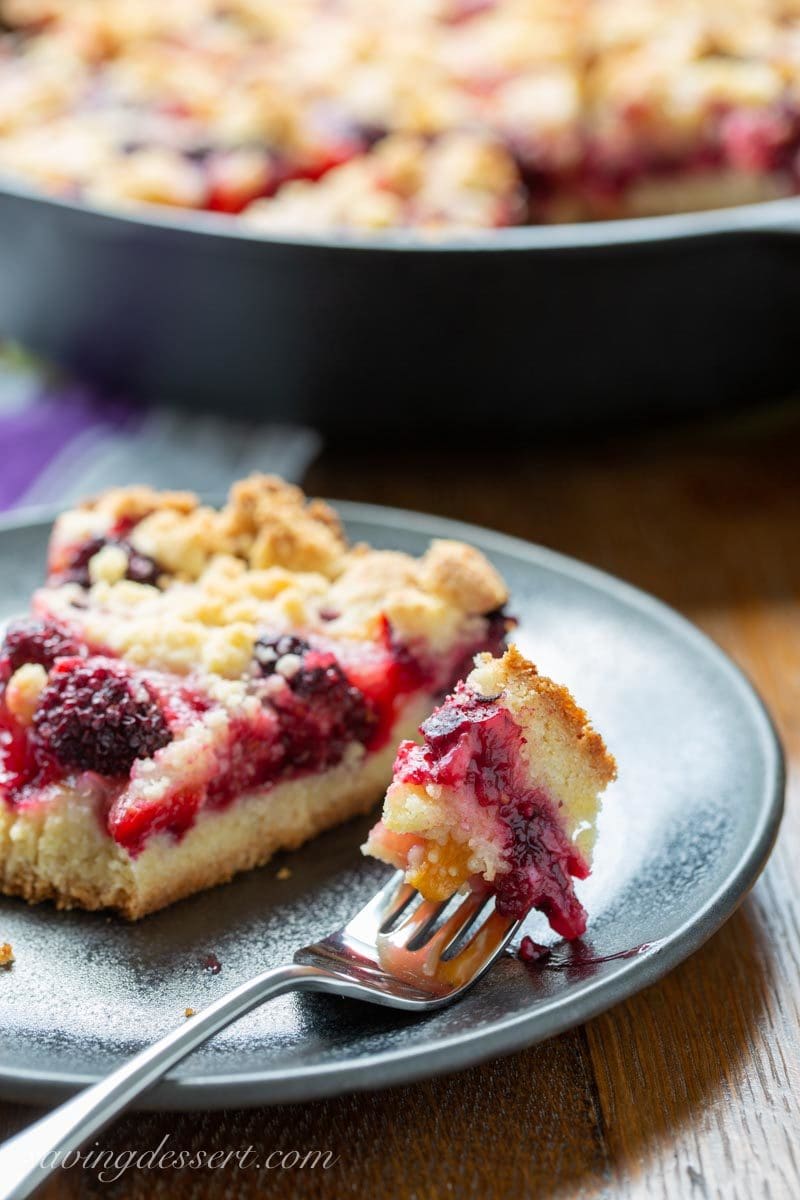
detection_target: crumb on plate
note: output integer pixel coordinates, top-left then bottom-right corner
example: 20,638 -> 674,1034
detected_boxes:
519,937 -> 550,963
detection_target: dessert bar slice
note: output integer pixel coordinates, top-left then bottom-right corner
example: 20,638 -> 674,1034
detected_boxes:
0,475 -> 510,918
364,646 -> 616,940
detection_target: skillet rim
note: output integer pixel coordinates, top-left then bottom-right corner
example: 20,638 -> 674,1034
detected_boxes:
2,173 -> 800,253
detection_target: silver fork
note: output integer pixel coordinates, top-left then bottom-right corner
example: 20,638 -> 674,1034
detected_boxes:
0,872 -> 519,1200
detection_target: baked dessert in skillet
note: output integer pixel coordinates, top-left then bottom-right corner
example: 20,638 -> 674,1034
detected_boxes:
0,475 -> 510,917
0,0 -> 798,231
364,646 -> 616,939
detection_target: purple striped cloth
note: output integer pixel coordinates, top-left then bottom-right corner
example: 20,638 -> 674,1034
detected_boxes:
0,349 -> 320,511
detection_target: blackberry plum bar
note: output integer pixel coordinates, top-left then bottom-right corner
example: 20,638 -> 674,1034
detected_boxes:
0,476 -> 510,917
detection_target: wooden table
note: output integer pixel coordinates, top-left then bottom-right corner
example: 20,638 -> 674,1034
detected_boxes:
2,403 -> 798,1199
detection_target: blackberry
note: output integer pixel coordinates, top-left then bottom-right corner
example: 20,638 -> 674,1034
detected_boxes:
33,660 -> 172,776
280,655 -> 379,761
255,636 -> 378,761
0,618 -> 85,676
291,658 -> 375,741
124,545 -> 163,586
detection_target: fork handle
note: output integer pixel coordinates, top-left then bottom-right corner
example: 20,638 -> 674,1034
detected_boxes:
0,962 -> 331,1200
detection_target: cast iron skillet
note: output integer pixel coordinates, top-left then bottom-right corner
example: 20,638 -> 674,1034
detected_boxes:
0,178 -> 799,432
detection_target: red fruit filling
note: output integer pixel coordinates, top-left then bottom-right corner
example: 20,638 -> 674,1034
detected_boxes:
197,103 -> 800,227
443,0 -> 497,26
205,152 -> 276,214
336,614 -> 452,749
444,607 -> 514,693
108,637 -> 392,853
191,103 -> 800,227
507,99 -> 800,223
108,786 -> 205,851
0,707 -> 61,797
33,659 -> 172,777
394,685 -> 589,938
1,615 -> 509,856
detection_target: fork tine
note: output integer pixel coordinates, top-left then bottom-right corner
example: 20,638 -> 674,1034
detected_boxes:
377,890 -> 518,988
422,890 -> 490,957
305,868 -> 520,1006
388,896 -> 451,947
378,880 -> 418,932
439,910 -> 519,986
343,871 -> 415,940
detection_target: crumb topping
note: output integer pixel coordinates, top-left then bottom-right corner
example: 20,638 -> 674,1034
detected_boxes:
51,475 -> 348,582
38,476 -> 508,679
5,663 -> 48,727
0,942 -> 14,967
88,543 -> 130,586
419,539 -> 508,614
2,1 -> 800,229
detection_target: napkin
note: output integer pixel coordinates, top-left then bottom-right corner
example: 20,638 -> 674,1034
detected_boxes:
0,347 -> 321,512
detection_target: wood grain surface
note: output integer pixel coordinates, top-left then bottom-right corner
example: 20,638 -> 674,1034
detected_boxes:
2,402 -> 798,1200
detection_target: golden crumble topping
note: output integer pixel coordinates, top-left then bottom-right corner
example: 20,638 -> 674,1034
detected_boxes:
5,663 -> 48,727
79,486 -> 197,525
221,475 -> 347,575
419,539 -> 508,614
0,942 -> 14,967
51,474 -> 348,582
2,0 -> 800,228
39,475 -> 509,679
470,645 -> 617,787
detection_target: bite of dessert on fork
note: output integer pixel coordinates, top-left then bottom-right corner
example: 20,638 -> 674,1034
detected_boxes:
363,645 -> 616,941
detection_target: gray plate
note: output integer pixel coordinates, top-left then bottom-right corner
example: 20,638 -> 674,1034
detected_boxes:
0,503 -> 784,1110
